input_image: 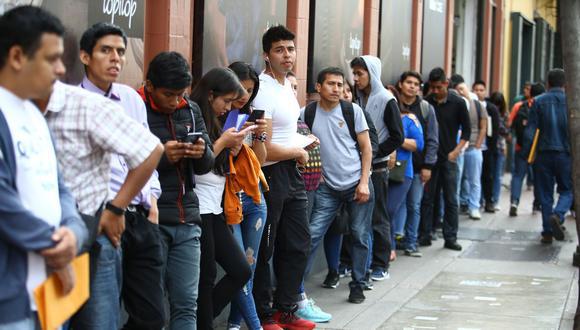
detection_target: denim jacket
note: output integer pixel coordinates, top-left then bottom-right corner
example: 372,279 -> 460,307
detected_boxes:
523,88 -> 569,155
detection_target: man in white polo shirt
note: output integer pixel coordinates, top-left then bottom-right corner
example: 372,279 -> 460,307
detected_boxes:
251,25 -> 315,330
0,6 -> 87,329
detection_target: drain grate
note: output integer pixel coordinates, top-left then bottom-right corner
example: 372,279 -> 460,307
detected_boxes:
457,228 -> 540,242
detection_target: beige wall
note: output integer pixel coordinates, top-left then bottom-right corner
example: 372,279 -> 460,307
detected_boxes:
500,0 -> 557,99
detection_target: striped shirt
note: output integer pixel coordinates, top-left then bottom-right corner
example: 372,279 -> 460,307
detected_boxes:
44,81 -> 160,215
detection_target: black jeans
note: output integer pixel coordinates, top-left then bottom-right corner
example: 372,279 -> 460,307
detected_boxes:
253,160 -> 310,318
420,160 -> 459,242
370,169 -> 391,270
482,149 -> 497,205
197,213 -> 251,330
121,207 -> 166,330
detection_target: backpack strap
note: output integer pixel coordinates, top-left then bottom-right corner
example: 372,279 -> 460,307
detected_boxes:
473,99 -> 482,121
304,101 -> 317,131
339,100 -> 358,143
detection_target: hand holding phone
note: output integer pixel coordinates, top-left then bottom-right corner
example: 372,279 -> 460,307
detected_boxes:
247,109 -> 265,122
184,132 -> 203,144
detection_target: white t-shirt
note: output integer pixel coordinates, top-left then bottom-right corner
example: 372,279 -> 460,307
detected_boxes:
252,73 -> 300,166
194,172 -> 226,215
0,87 -> 61,311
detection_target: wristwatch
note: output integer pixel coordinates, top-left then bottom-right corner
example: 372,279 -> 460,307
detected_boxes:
105,201 -> 125,216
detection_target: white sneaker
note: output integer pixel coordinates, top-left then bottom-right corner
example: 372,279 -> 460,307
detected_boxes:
494,205 -> 501,211
469,209 -> 481,220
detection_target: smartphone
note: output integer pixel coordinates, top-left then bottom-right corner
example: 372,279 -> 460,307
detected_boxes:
247,109 -> 265,122
184,132 -> 202,144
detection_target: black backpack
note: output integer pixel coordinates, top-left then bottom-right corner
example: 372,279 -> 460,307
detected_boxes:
513,101 -> 530,145
304,100 -> 378,159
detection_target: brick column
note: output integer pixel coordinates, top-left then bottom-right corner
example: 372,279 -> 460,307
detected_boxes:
363,0 -> 380,56
144,0 -> 193,78
411,0 -> 424,71
287,0 -> 310,106
444,0 -> 455,74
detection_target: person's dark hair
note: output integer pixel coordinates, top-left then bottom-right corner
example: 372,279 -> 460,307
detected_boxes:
428,67 -> 447,83
80,22 -> 127,55
399,71 -> 422,85
146,51 -> 192,90
530,82 -> 546,97
449,73 -> 464,89
547,68 -> 565,88
286,71 -> 296,78
0,5 -> 64,69
489,91 -> 507,116
190,67 -> 244,175
350,57 -> 368,71
472,79 -> 486,89
228,61 -> 260,114
262,25 -> 294,53
317,67 -> 344,85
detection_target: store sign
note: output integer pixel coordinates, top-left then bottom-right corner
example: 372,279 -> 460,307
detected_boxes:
89,0 -> 144,38
429,0 -> 445,14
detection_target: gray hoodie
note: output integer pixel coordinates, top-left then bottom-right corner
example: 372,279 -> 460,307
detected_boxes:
354,55 -> 404,164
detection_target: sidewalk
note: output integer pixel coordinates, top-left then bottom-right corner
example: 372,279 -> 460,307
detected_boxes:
304,175 -> 578,329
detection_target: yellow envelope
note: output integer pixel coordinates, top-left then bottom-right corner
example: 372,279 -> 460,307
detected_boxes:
34,253 -> 90,330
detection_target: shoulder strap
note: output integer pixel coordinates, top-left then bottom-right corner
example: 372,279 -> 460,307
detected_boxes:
473,99 -> 482,121
304,101 -> 317,131
340,100 -> 358,143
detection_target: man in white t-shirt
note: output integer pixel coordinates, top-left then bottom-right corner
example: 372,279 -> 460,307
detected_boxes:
300,67 -> 373,305
0,6 -> 87,328
251,25 -> 315,330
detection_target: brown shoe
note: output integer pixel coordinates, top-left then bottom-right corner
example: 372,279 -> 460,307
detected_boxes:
541,234 -> 553,244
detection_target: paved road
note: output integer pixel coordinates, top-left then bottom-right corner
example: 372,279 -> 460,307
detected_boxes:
304,176 -> 578,330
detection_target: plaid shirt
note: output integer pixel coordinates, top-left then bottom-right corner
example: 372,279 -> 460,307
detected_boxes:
45,81 -> 160,215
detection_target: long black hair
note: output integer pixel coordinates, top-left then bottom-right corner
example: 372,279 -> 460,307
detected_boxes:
489,91 -> 507,116
228,61 -> 260,114
190,67 -> 244,175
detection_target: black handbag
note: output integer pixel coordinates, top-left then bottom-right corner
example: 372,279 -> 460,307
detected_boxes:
388,159 -> 408,183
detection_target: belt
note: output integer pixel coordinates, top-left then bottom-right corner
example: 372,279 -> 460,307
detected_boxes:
372,161 -> 389,172
126,204 -> 148,217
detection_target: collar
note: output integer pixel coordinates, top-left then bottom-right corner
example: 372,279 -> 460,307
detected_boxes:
136,86 -> 188,112
260,71 -> 288,88
0,85 -> 27,110
45,80 -> 67,113
81,75 -> 121,101
549,87 -> 565,94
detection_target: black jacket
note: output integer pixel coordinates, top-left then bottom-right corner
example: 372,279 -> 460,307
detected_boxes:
146,98 -> 214,225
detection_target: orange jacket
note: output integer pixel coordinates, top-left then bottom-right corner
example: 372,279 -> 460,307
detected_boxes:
224,144 -> 269,225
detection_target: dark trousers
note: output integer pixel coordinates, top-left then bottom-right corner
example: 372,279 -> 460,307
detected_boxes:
482,149 -> 497,205
197,213 -> 251,330
121,208 -> 166,330
370,169 -> 391,270
420,160 -> 459,242
253,160 -> 310,317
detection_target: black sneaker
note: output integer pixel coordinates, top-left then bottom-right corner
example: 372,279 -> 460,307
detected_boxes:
418,237 -> 432,246
444,240 -> 462,251
550,214 -> 565,241
322,270 -> 340,289
460,204 -> 469,214
362,271 -> 374,290
509,204 -> 518,217
348,285 -> 365,304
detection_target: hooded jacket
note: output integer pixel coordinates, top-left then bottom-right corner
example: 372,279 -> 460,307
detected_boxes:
353,55 -> 404,164
139,87 -> 215,226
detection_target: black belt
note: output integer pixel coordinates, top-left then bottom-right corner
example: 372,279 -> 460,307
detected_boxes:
126,204 -> 148,217
372,161 -> 389,171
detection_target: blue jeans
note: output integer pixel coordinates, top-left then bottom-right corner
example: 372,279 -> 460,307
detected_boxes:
456,152 -> 465,205
510,152 -> 528,205
388,177 -> 413,250
159,224 -> 201,330
323,233 -> 342,271
306,181 -> 374,288
493,151 -> 506,204
534,151 -> 574,235
0,315 -> 37,330
71,234 -> 122,330
404,174 -> 424,251
460,148 -> 483,211
229,192 -> 267,330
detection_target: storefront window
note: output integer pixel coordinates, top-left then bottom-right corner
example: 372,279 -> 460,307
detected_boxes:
421,0 -> 447,76
380,0 -> 413,85
308,0 -> 363,91
201,0 -> 287,75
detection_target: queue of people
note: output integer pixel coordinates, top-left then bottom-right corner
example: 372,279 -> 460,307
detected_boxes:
0,5 -> 572,330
